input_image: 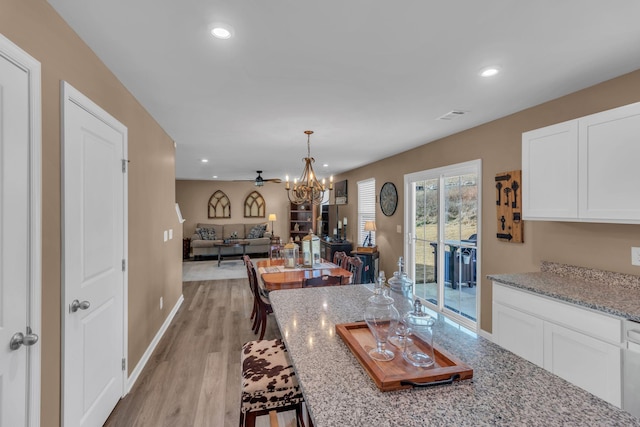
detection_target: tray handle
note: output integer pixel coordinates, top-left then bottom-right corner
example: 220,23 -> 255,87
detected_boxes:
400,373 -> 460,388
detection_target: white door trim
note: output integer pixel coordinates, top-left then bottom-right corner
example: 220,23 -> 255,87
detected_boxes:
60,81 -> 128,400
0,33 -> 42,427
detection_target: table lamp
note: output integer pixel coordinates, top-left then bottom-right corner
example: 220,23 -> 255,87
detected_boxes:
364,220 -> 376,246
268,213 -> 277,236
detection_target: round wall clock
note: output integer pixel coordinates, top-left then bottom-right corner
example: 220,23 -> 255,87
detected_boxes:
380,182 -> 398,216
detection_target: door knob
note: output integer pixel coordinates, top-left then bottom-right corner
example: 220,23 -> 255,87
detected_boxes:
70,299 -> 90,313
10,329 -> 39,350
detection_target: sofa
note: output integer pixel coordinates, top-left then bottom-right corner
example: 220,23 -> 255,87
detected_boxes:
190,222 -> 272,258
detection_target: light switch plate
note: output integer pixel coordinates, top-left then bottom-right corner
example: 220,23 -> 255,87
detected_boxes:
163,230 -> 168,242
169,229 -> 173,240
632,247 -> 640,266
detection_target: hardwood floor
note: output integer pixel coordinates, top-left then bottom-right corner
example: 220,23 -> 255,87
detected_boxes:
104,278 -> 287,427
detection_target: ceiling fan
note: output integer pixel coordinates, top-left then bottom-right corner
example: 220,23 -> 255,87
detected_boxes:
235,171 -> 282,186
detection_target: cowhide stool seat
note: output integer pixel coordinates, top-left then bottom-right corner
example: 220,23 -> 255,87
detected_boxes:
240,339 -> 309,427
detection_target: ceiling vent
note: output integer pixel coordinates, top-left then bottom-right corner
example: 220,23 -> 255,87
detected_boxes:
437,110 -> 468,121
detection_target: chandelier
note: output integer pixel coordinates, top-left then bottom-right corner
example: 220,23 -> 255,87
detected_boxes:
285,130 -> 332,206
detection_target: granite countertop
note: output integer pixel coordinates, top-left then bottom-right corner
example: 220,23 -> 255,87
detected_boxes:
270,285 -> 639,426
488,261 -> 640,322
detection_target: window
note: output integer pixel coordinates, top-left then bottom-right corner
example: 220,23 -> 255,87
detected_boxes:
357,178 -> 376,247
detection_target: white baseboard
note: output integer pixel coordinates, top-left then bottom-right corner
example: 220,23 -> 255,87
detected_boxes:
478,327 -> 493,342
126,293 -> 184,393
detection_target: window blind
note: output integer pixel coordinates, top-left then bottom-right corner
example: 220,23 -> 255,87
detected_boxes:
357,178 -> 376,246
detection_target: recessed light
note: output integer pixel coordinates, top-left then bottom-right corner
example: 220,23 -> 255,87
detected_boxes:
323,164 -> 329,168
210,23 -> 233,39
212,175 -> 218,179
201,159 -> 209,163
480,67 -> 500,77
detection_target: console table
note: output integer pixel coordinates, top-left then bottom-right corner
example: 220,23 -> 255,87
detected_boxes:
320,240 -> 352,263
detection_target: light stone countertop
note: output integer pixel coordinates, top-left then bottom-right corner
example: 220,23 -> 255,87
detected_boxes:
270,285 -> 640,426
488,261 -> 640,322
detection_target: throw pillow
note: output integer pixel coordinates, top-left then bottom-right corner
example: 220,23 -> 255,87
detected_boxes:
247,224 -> 266,239
196,227 -> 217,240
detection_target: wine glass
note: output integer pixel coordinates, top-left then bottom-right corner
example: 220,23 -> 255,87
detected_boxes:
364,285 -> 399,361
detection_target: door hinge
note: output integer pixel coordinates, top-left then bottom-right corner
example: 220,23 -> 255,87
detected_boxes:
122,259 -> 126,271
122,358 -> 126,371
122,159 -> 129,173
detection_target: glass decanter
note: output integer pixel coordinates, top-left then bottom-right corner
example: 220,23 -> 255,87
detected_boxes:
387,257 -> 414,349
403,300 -> 436,368
364,273 -> 399,361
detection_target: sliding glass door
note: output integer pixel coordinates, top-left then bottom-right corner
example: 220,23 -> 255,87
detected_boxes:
405,160 -> 481,330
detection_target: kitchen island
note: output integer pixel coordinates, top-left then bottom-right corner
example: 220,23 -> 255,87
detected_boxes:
270,285 -> 640,426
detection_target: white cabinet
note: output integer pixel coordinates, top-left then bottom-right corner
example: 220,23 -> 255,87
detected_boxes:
522,101 -> 640,223
493,301 -> 544,367
493,282 -> 623,407
522,120 -> 578,219
544,322 -> 621,405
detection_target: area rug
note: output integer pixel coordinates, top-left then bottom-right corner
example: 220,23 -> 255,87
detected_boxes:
182,258 -> 267,282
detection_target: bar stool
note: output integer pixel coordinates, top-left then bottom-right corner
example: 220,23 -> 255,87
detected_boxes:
240,339 -> 308,427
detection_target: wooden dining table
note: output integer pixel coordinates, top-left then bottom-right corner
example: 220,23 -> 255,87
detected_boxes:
255,258 -> 352,291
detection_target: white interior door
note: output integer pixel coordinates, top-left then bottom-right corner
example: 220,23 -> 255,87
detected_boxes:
62,82 -> 127,427
0,34 -> 41,427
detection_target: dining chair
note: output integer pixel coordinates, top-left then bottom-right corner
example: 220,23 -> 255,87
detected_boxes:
243,255 -> 259,329
332,251 -> 348,268
269,243 -> 283,260
245,257 -> 273,340
240,339 -> 309,427
303,275 -> 343,287
345,256 -> 364,284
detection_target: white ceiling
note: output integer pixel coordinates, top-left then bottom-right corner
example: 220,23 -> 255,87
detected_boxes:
48,0 -> 640,182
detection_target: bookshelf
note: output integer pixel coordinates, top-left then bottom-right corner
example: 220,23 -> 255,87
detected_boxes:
288,201 -> 317,242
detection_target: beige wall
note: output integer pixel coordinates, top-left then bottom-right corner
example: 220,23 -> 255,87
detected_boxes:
176,180 -> 290,240
1,1 -> 182,425
340,69 -> 640,333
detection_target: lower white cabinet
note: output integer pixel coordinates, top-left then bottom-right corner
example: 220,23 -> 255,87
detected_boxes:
493,302 -> 544,367
493,282 -> 622,407
544,322 -> 621,405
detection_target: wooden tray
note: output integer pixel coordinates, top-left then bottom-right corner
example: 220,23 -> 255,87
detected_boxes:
336,322 -> 473,391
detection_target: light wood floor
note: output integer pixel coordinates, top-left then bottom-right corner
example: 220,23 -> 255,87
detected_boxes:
104,278 -> 289,427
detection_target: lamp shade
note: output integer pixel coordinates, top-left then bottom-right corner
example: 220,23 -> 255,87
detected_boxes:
364,221 -> 377,231
268,213 -> 277,222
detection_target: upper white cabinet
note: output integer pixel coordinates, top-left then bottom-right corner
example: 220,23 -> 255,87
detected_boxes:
522,120 -> 579,219
522,102 -> 640,223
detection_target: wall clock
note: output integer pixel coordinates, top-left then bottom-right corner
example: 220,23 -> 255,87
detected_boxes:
380,182 -> 398,216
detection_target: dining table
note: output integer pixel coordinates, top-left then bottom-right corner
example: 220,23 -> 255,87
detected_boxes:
255,258 -> 352,291
269,285 -> 640,427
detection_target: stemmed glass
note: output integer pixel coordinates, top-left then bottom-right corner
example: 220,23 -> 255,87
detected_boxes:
364,272 -> 399,361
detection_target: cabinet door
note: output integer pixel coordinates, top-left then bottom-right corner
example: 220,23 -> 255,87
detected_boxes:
578,102 -> 640,223
522,120 -> 579,220
544,322 -> 621,407
493,302 -> 544,367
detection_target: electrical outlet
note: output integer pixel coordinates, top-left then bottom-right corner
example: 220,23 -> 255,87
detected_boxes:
632,247 -> 640,266
396,225 -> 402,233
160,297 -> 163,310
